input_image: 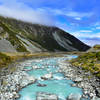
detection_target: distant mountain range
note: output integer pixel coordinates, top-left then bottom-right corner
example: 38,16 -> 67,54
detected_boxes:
0,16 -> 90,53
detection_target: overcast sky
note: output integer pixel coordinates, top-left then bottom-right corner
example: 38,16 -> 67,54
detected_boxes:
0,0 -> 100,46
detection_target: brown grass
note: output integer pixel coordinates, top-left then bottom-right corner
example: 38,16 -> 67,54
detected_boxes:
0,52 -> 68,69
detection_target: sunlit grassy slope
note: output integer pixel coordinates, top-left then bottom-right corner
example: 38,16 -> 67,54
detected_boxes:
71,46 -> 100,78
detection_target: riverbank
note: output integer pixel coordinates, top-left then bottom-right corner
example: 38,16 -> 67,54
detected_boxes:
0,52 -> 70,69
0,52 -> 66,75
0,53 -> 100,100
0,60 -> 36,100
70,51 -> 100,78
59,60 -> 100,99
15,56 -> 84,100
0,52 -> 69,100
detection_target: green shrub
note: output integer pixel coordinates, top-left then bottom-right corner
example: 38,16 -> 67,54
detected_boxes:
96,52 -> 100,60
94,45 -> 100,50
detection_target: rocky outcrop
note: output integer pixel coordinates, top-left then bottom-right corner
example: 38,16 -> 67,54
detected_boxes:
0,39 -> 16,52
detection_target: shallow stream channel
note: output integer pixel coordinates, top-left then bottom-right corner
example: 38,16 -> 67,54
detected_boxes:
17,55 -> 89,100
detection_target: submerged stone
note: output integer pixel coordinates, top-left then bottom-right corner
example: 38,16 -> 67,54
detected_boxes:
37,83 -> 47,87
36,92 -> 58,100
67,93 -> 82,100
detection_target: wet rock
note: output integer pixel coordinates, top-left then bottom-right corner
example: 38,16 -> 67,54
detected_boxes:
20,76 -> 36,87
0,79 -> 3,86
67,93 -> 82,100
91,96 -> 100,100
23,67 -> 32,71
36,92 -> 58,100
71,83 -> 77,87
41,73 -> 53,80
74,77 -> 83,82
37,83 -> 47,87
82,94 -> 89,99
32,66 -> 39,69
96,87 -> 100,97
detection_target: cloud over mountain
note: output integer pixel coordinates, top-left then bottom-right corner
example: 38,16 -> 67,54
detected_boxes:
0,0 -> 54,25
0,0 -> 100,46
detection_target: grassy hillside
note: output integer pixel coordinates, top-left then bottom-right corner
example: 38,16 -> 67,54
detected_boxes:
0,22 -> 28,52
0,16 -> 90,52
0,16 -> 46,52
71,51 -> 100,78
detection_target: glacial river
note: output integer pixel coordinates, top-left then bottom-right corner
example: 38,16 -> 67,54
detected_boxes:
17,55 -> 87,100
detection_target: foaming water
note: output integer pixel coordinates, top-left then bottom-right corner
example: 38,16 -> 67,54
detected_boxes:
17,55 -> 87,100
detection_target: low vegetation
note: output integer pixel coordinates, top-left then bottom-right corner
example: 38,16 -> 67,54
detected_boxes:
0,52 -> 12,68
0,21 -> 28,52
0,52 -> 66,69
70,51 -> 100,78
93,45 -> 100,50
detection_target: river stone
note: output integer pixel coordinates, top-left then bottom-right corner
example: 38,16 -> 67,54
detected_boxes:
67,93 -> 82,100
41,73 -> 53,80
74,77 -> 83,82
37,83 -> 47,87
96,88 -> 100,97
23,66 -> 32,71
71,83 -> 77,87
36,92 -> 58,100
91,96 -> 100,100
0,79 -> 3,86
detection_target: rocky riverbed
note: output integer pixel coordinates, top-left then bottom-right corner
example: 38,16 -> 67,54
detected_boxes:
0,61 -> 36,100
58,60 -> 100,100
0,55 -> 100,100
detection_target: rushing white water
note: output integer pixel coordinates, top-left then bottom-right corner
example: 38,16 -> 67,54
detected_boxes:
17,55 -> 88,100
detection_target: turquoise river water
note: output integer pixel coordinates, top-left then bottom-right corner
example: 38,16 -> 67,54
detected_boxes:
17,55 -> 88,100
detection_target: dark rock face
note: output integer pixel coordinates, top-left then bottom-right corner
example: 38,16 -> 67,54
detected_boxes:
0,16 -> 90,52
29,26 -> 90,51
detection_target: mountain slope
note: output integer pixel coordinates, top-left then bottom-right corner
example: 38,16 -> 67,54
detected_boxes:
0,16 -> 90,52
